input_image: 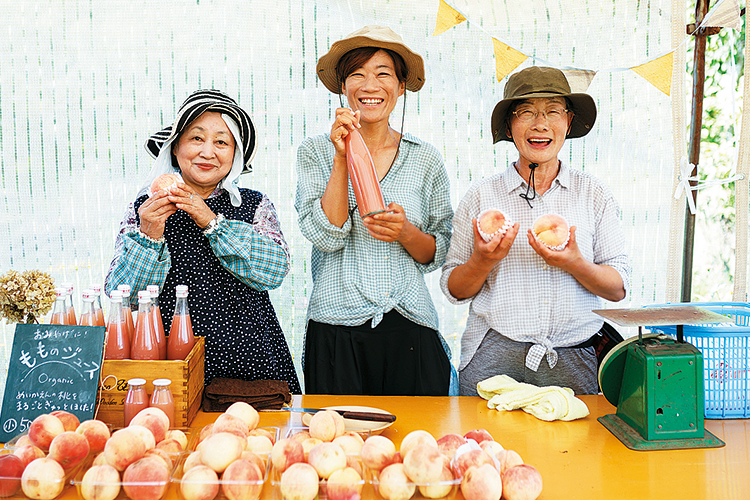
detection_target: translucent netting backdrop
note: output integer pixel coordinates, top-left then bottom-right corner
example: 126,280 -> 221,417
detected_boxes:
0,0 -> 680,391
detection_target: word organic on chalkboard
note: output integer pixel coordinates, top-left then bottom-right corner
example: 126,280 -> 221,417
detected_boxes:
0,324 -> 105,442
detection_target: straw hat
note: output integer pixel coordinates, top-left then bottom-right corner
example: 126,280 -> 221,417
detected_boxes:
316,25 -> 425,94
491,66 -> 597,144
146,89 -> 257,173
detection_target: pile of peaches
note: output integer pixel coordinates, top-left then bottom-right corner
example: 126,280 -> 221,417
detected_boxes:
271,409 -> 542,500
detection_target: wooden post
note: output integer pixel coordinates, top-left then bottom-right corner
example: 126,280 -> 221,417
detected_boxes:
681,0 -> 711,302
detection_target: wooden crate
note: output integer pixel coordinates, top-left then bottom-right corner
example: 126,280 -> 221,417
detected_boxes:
95,337 -> 205,427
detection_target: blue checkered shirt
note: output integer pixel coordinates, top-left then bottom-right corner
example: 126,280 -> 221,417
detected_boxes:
295,132 -> 453,331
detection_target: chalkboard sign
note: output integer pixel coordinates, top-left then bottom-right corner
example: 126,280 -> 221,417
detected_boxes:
0,324 -> 106,442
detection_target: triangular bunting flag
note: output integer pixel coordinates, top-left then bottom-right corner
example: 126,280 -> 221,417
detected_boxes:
561,70 -> 597,93
492,38 -> 527,82
433,0 -> 466,36
700,0 -> 741,30
631,51 -> 674,95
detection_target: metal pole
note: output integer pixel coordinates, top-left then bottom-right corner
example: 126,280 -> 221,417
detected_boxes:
681,0 -> 711,302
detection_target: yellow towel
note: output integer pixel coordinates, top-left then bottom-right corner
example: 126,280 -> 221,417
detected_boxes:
477,374 -> 590,422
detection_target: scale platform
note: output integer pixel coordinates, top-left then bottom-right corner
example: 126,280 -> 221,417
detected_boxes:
594,306 -> 726,451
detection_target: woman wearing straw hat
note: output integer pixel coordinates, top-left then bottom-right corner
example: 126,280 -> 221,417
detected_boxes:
441,66 -> 630,396
295,26 -> 454,395
105,89 -> 301,393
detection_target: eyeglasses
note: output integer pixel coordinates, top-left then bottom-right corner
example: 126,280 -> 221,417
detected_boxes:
512,107 -> 571,124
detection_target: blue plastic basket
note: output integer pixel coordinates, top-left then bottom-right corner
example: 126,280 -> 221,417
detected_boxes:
644,302 -> 750,419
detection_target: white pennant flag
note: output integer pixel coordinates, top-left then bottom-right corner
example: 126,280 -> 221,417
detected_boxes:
700,0 -> 742,31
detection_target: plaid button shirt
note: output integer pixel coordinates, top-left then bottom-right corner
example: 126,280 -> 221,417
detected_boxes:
441,162 -> 631,372
295,132 -> 453,331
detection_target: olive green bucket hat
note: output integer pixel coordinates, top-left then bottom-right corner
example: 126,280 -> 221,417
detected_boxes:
491,66 -> 597,144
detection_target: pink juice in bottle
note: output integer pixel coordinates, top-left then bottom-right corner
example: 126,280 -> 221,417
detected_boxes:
118,285 -> 136,346
124,378 -> 148,425
90,284 -> 106,327
63,283 -> 77,325
150,379 -> 175,427
78,290 -> 97,326
105,290 -> 130,360
345,128 -> 386,218
131,292 -> 159,360
167,285 -> 195,360
147,285 -> 166,360
49,288 -> 68,325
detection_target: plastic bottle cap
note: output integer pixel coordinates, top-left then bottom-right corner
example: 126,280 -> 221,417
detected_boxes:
176,285 -> 189,298
152,378 -> 172,386
55,287 -> 66,297
147,285 -> 159,295
138,291 -> 151,299
110,290 -> 123,299
127,378 -> 147,386
81,290 -> 94,301
90,284 -> 102,294
118,284 -> 131,293
62,282 -> 74,293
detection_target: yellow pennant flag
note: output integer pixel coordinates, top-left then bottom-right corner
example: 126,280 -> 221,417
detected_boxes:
631,51 -> 674,95
433,0 -> 466,36
492,38 -> 527,82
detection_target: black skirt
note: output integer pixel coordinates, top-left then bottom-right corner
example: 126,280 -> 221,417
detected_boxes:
304,310 -> 450,395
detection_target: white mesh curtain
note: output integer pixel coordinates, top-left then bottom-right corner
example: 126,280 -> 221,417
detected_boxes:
0,0 -> 681,392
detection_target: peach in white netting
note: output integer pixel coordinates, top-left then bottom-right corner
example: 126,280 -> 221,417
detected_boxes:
476,209 -> 513,242
149,173 -> 182,197
531,214 -> 570,251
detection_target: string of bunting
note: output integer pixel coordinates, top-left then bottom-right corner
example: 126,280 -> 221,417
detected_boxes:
433,0 -> 743,95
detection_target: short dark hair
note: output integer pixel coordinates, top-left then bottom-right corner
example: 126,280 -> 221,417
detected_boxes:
336,47 -> 408,91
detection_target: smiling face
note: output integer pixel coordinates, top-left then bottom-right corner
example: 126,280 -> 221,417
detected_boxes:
172,111 -> 236,196
342,50 -> 405,125
508,97 -> 574,170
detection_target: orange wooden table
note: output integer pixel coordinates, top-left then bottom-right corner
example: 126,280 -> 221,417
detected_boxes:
57,394 -> 750,499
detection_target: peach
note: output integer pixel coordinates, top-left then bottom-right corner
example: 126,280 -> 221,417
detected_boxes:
21,458 -> 66,500
248,427 -> 276,444
48,431 -> 90,470
279,462 -> 318,500
461,463 -> 502,500
453,449 -> 494,479
150,173 -> 181,195
13,444 -> 46,467
418,463 -> 455,499
477,209 -> 510,241
182,452 -> 203,473
92,452 -> 108,467
307,442 -> 347,479
180,465 -> 219,500
327,466 -> 363,500
0,453 -> 25,497
480,440 -> 504,457
403,444 -> 444,483
271,438 -> 305,473
212,413 -> 248,438
50,411 -> 80,432
308,410 -> 345,442
199,432 -> 243,473
360,435 -> 397,472
145,448 -> 174,471
333,431 -> 365,455
104,428 -> 147,471
155,438 -> 183,455
28,414 -> 65,451
164,429 -> 188,451
437,433 -> 466,459
400,430 -> 437,457
241,452 -> 267,476
463,429 -> 494,444
289,430 -> 311,444
197,424 -> 214,447
221,458 -> 264,500
502,464 -> 543,500
225,401 -> 260,432
79,464 -> 121,500
15,435 -> 32,448
129,408 -> 169,443
532,213 -> 569,249
496,449 -> 524,474
128,424 -> 156,451
300,438 -> 323,460
377,463 -> 415,500
245,435 -> 273,455
122,456 -> 170,500
76,420 -> 111,454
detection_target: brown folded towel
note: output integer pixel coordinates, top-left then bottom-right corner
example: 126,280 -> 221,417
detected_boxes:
203,378 -> 291,412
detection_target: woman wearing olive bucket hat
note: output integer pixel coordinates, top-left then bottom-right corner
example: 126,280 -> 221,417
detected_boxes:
441,66 -> 630,396
295,26 -> 454,395
105,89 -> 301,393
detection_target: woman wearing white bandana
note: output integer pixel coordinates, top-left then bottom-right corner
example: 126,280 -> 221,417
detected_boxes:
105,89 -> 301,393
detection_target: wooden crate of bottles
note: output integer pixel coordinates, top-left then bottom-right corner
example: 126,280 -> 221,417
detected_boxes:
95,337 -> 205,428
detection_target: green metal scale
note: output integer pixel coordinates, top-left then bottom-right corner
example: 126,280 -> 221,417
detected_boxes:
594,306 -> 726,451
